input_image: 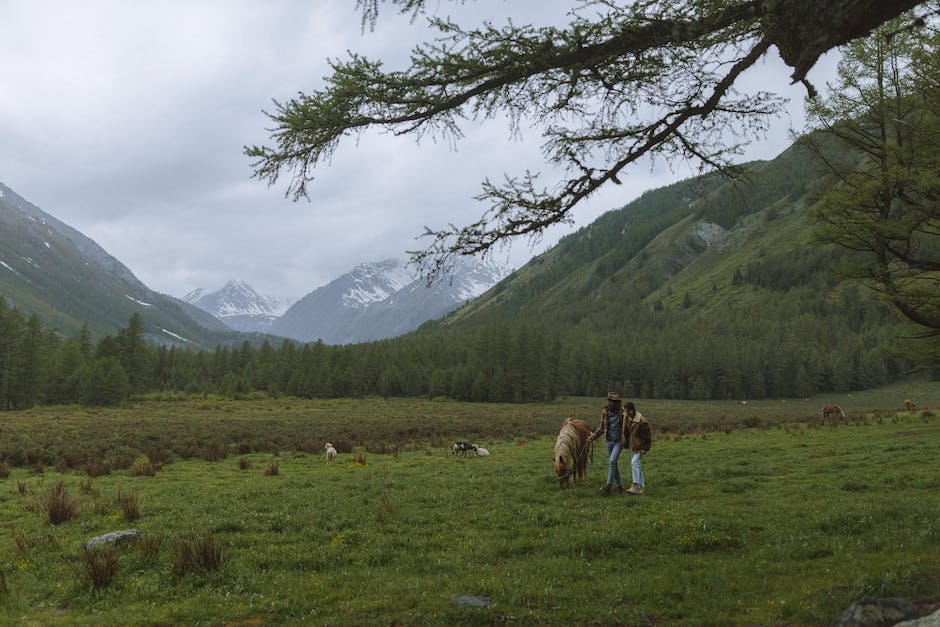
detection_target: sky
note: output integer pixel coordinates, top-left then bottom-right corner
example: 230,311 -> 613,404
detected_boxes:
0,1 -> 839,300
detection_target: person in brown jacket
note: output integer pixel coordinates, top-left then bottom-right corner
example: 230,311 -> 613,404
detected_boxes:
624,401 -> 652,494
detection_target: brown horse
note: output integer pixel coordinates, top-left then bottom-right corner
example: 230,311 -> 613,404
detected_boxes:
553,418 -> 593,489
822,404 -> 845,419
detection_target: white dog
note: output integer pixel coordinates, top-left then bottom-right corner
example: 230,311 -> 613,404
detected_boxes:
472,444 -> 490,457
325,442 -> 337,463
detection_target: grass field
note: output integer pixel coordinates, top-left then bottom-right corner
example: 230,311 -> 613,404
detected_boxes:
0,382 -> 938,625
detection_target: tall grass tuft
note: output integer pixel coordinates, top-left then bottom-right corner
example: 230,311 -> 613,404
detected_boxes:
263,460 -> 279,476
80,545 -> 118,589
0,570 -> 7,597
130,460 -> 159,477
0,460 -> 9,479
237,457 -> 252,471
42,481 -> 81,525
172,531 -> 222,575
138,532 -> 161,561
115,490 -> 140,522
17,479 -> 27,496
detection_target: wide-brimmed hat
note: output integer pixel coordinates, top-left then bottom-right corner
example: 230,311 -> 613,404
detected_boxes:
606,392 -> 621,402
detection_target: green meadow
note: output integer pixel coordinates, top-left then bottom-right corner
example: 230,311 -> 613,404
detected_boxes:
0,384 -> 938,625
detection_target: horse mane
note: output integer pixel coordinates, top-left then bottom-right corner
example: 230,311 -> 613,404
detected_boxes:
554,418 -> 592,484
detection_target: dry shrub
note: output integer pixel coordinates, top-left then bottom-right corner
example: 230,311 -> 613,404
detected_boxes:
263,460 -> 279,476
80,545 -> 118,589
237,457 -> 252,471
332,438 -> 354,454
13,531 -> 31,555
144,447 -> 173,466
115,490 -> 140,522
16,480 -> 27,496
111,452 -> 136,470
381,491 -> 395,514
79,478 -> 95,495
130,460 -> 159,477
0,461 -> 9,479
138,532 -> 161,561
200,442 -> 229,462
82,461 -> 111,478
172,531 -> 222,575
42,481 -> 81,525
353,453 -> 367,465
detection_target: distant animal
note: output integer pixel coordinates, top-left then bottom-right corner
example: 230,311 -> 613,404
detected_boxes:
452,441 -> 473,457
325,442 -> 337,463
904,399 -> 916,411
822,404 -> 845,420
553,418 -> 593,490
472,444 -> 490,457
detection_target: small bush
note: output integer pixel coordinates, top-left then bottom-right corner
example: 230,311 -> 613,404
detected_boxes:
200,442 -> 229,462
144,447 -> 173,466
111,452 -> 136,470
42,481 -> 81,525
237,458 -> 252,471
0,460 -> 9,479
130,460 -> 159,477
263,460 -> 279,476
80,545 -> 118,589
17,480 -> 27,496
172,531 -> 222,575
332,438 -> 354,454
82,461 -> 111,478
138,532 -> 161,561
79,478 -> 95,495
115,490 -> 140,522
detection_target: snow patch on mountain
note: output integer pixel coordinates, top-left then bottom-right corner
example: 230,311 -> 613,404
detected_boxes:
182,280 -> 296,333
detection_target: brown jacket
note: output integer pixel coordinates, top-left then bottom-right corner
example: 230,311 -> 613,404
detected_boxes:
627,411 -> 652,453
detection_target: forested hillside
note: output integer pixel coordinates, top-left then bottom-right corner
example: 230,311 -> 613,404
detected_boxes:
0,135 -> 922,409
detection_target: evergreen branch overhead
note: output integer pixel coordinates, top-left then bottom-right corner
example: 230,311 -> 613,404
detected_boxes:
246,0 -> 927,279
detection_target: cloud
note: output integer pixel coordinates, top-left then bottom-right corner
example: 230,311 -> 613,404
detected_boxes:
0,1 -> 835,300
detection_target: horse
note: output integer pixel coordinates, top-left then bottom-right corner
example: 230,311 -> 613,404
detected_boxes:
822,404 -> 845,420
553,418 -> 593,489
904,399 -> 916,411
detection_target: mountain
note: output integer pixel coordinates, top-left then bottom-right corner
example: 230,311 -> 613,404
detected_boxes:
0,181 -> 233,347
183,280 -> 295,333
270,257 -> 512,344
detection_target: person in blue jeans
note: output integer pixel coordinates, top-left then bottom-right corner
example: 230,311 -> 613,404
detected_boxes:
624,401 -> 652,494
589,392 -> 628,495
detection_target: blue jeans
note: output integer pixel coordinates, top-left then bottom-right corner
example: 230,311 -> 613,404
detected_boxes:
630,450 -> 644,487
605,440 -> 623,487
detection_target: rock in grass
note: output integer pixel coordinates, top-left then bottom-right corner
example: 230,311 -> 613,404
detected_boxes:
84,529 -> 141,551
451,595 -> 491,609
829,597 -> 920,627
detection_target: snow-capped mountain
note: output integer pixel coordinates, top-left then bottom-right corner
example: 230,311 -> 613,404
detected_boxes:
270,257 -> 512,344
183,280 -> 295,333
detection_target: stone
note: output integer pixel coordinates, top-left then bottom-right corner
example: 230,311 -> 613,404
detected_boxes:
84,529 -> 141,551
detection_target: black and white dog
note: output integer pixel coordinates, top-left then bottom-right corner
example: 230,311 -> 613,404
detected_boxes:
452,441 -> 476,457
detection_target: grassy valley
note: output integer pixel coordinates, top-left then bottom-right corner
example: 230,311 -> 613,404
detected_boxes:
0,386 -> 938,624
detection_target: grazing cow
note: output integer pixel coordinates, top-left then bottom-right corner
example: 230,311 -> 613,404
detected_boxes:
904,399 -> 916,411
325,442 -> 337,463
452,441 -> 473,457
822,404 -> 845,420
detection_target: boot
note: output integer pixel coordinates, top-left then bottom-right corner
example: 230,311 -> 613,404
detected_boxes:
599,483 -> 611,495
626,483 -> 644,495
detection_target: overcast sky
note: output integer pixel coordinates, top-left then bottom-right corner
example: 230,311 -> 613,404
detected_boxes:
0,1 -> 838,300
